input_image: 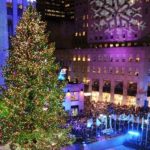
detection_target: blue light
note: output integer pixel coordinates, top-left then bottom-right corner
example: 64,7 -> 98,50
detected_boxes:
58,68 -> 67,81
128,131 -> 140,137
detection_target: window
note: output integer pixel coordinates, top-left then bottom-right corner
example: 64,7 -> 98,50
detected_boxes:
135,57 -> 140,62
128,68 -> 133,75
128,57 -> 133,62
77,56 -> 81,61
82,31 -> 86,36
104,67 -> 107,74
98,67 -> 101,73
121,67 -> 125,75
75,32 -> 78,36
92,66 -> 96,73
115,67 -> 119,74
69,67 -> 71,71
87,56 -> 91,61
98,55 -> 102,61
110,57 -> 113,62
115,58 -> 119,62
92,56 -> 96,62
122,58 -> 126,62
109,67 -> 113,74
82,56 -> 86,61
135,71 -> 139,76
73,56 -> 76,61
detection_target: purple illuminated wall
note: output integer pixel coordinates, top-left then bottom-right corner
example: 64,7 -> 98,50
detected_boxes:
88,0 -> 150,43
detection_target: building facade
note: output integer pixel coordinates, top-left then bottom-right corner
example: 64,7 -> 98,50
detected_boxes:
36,0 -> 75,49
55,0 -> 150,107
0,0 -> 9,85
0,0 -> 35,85
63,83 -> 84,116
7,0 -> 35,36
37,0 -> 74,20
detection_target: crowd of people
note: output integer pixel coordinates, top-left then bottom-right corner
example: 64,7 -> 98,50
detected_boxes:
84,100 -> 149,118
67,100 -> 150,147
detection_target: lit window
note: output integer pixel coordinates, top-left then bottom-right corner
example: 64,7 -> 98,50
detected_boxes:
127,42 -> 132,46
82,56 -> 86,61
69,67 -> 71,71
98,44 -> 102,48
68,76 -> 70,81
92,67 -> 96,73
78,56 -> 81,61
65,4 -> 70,7
104,44 -> 108,47
87,56 -> 91,61
115,68 -> 119,74
83,77 -> 86,83
135,71 -> 139,76
73,56 -> 76,61
110,44 -> 114,47
121,43 -> 125,46
75,32 -> 78,36
79,32 -> 81,36
115,43 -> 119,47
130,0 -> 136,4
98,67 -> 101,73
136,57 -> 140,62
83,15 -> 86,20
82,31 -> 86,36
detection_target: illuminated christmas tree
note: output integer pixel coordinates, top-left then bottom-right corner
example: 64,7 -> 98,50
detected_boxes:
0,6 -> 74,149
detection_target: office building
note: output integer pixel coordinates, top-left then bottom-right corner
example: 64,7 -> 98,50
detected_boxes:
55,0 -> 150,107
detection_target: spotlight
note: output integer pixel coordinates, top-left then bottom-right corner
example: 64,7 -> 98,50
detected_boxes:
128,131 -> 140,137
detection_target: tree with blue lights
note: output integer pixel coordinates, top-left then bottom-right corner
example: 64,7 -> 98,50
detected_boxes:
0,6 -> 74,149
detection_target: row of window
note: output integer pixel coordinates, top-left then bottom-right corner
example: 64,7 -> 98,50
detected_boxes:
75,15 -> 88,21
72,55 -> 141,63
90,33 -> 138,41
72,66 -> 140,76
75,31 -> 86,37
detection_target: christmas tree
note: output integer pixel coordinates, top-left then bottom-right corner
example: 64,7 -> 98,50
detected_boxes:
0,6 -> 74,149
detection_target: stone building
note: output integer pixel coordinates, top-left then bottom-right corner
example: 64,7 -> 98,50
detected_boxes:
55,0 -> 150,107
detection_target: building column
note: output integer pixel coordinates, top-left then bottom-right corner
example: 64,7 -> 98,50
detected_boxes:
110,80 -> 114,103
12,0 -> 18,35
89,80 -> 92,92
123,82 -> 127,105
136,80 -> 148,107
99,79 -> 103,101
0,0 -> 9,85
